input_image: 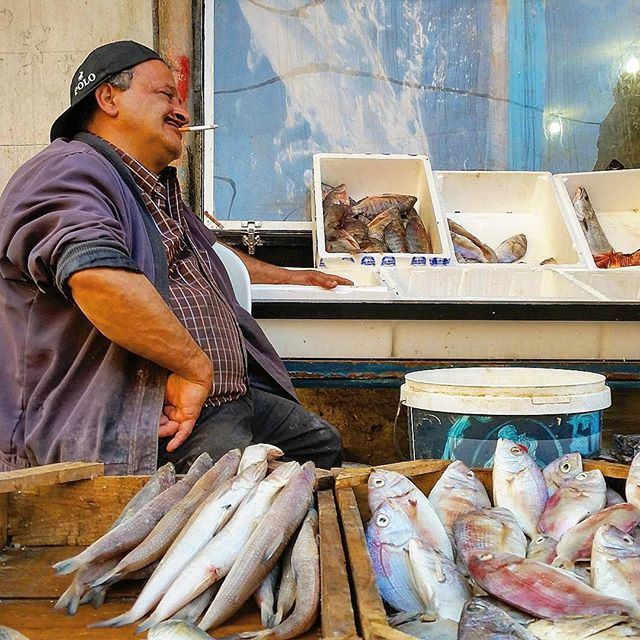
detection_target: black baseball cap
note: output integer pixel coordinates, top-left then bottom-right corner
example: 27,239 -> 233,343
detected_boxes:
50,40 -> 161,142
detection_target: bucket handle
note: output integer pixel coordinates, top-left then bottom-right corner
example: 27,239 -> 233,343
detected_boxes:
393,398 -> 410,460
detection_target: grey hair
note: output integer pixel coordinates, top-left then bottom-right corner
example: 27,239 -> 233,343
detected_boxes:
104,68 -> 135,91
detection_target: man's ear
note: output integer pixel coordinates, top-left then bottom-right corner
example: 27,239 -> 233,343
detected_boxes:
93,84 -> 119,117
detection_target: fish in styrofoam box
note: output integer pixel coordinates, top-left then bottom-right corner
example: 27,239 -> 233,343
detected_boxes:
312,153 -> 451,268
554,168 -> 640,270
433,171 -> 589,268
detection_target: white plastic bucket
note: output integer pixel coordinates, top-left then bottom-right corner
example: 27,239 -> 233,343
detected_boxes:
400,367 -> 611,467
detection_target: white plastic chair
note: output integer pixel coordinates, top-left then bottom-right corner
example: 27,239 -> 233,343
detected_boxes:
211,242 -> 252,313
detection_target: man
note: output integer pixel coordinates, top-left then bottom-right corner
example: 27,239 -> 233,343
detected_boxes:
0,41 -> 350,474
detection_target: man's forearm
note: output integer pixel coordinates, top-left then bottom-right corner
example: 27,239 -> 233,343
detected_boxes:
229,246 -> 289,284
68,267 -> 212,388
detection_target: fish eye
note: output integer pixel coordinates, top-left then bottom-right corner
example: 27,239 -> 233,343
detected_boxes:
560,462 -> 572,473
465,470 -> 475,479
479,553 -> 493,561
624,536 -> 634,544
372,477 -> 385,488
576,472 -> 587,480
376,513 -> 390,527
510,446 -> 523,455
535,536 -> 545,544
467,602 -> 485,612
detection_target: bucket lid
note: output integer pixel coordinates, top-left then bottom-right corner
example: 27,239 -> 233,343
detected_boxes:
401,367 -> 611,415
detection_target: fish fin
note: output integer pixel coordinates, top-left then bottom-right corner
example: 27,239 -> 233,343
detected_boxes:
52,556 -> 83,575
262,532 -> 285,564
433,557 -> 446,583
54,582 -> 81,615
136,615 -> 160,634
90,566 -> 119,588
90,587 -> 107,609
88,612 -> 133,628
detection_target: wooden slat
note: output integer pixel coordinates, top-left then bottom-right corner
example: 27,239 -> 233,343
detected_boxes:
8,476 -> 147,547
335,460 -> 449,490
0,462 -> 104,494
317,490 -> 359,640
584,459 -> 630,479
335,488 -> 395,640
0,599 -> 320,640
0,492 -> 8,546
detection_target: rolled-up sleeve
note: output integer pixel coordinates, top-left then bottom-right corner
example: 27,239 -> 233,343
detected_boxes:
0,148 -> 142,297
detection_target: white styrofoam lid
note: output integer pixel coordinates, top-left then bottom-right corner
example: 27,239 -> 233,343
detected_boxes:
402,367 -> 610,415
405,367 -> 605,395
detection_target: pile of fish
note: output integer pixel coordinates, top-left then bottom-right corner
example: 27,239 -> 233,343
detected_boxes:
448,219 -> 528,264
572,186 -> 640,268
365,439 -> 640,639
52,445 -> 319,638
322,182 -> 432,254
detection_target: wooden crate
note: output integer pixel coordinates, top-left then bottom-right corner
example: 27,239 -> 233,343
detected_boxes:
333,458 -> 631,640
0,467 -> 359,640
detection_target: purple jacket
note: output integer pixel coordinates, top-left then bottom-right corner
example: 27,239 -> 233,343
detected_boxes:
0,135 -> 295,475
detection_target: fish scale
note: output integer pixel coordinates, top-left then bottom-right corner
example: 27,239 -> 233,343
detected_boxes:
198,462 -> 316,632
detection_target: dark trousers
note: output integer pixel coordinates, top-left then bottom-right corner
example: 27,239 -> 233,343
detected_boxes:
158,386 -> 343,473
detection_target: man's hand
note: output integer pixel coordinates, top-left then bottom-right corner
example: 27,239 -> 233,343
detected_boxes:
282,269 -> 354,289
159,373 -> 211,452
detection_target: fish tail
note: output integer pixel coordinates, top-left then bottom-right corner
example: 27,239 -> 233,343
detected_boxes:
54,583 -> 81,615
90,566 -> 120,588
52,555 -> 84,575
261,611 -> 276,629
88,612 -> 134,628
135,614 -> 162,635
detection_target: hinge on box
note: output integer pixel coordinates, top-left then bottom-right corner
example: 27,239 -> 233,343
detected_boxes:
241,221 -> 263,255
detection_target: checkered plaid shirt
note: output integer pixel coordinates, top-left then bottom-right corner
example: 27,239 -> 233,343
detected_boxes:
112,144 -> 248,407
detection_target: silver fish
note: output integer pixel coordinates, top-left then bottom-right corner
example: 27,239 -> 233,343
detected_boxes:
147,619 -> 211,639
367,469 -> 453,559
100,461 -> 267,629
592,524 -> 640,606
365,500 -> 425,614
626,451 -> 640,511
53,453 -> 213,575
239,508 -> 320,640
572,187 -> 613,255
255,562 -> 281,628
468,551 -> 639,618
405,209 -> 432,253
607,488 -> 626,507
171,584 -> 219,624
383,217 -> 409,253
239,444 -> 284,473
428,460 -> 491,540
274,545 -> 295,625
543,452 -> 583,496
527,614 -> 640,639
448,219 -> 498,262
495,233 -> 528,263
451,231 -> 488,262
554,503 -> 640,567
198,462 -> 316,632
538,469 -> 607,541
406,538 -> 470,622
145,462 -> 300,628
458,598 -> 536,640
526,533 -> 558,564
453,507 -> 527,571
492,439 -> 547,538
93,450 -> 241,586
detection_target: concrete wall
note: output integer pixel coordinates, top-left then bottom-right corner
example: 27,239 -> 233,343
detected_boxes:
0,0 -> 155,190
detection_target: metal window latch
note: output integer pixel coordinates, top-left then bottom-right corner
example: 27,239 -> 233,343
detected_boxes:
241,220 -> 263,255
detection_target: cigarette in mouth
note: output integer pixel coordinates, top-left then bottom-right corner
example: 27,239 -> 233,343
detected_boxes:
178,124 -> 218,132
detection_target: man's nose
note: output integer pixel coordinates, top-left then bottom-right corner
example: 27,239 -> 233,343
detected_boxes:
173,106 -> 189,126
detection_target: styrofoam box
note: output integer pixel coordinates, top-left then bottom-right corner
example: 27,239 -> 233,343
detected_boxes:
379,267 -> 599,301
554,168 -> 640,269
433,171 -> 587,267
251,268 -> 397,301
562,270 -> 640,301
312,153 -> 451,268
